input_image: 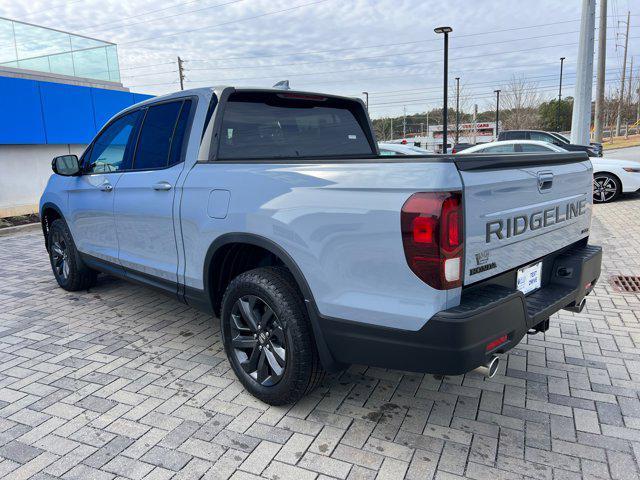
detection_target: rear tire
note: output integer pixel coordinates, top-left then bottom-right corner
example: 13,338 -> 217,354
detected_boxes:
47,219 -> 97,291
593,173 -> 620,203
221,266 -> 325,405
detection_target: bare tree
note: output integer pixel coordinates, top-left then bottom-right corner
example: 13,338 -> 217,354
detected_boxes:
500,75 -> 541,129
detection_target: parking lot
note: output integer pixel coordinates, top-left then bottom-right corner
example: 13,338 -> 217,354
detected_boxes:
0,194 -> 638,480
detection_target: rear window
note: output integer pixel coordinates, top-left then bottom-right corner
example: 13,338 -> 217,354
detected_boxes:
217,92 -> 374,160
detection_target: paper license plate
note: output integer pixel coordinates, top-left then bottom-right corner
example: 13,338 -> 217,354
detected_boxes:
516,261 -> 542,295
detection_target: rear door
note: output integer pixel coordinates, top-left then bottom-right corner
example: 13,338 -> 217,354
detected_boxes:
456,153 -> 593,285
114,99 -> 193,288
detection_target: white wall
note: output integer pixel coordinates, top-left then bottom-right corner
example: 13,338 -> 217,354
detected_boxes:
0,144 -> 86,217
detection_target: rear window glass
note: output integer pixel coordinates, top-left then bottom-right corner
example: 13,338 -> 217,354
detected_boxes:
217,92 -> 373,160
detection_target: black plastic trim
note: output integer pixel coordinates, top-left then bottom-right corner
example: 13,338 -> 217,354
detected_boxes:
316,243 -> 602,375
453,151 -> 589,171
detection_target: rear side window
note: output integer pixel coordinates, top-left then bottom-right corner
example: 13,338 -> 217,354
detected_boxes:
133,100 -> 192,170
217,92 -> 373,160
519,143 -> 553,152
481,144 -> 515,153
530,131 -> 553,143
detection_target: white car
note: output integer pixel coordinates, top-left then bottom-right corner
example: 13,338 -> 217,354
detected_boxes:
458,140 -> 640,203
378,142 -> 431,155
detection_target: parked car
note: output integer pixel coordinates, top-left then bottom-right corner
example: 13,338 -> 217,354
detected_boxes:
549,131 -> 603,157
459,140 -> 640,203
378,142 -> 431,155
40,87 -> 602,405
498,130 -> 601,157
451,143 -> 474,154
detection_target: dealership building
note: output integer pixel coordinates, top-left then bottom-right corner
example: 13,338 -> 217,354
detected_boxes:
0,17 -> 152,217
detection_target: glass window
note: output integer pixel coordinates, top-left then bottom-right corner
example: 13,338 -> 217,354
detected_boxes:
218,92 -> 374,160
530,132 -> 554,143
169,100 -> 192,166
379,149 -> 399,156
520,143 -> 553,152
481,144 -> 515,153
86,111 -> 140,174
133,101 -> 184,170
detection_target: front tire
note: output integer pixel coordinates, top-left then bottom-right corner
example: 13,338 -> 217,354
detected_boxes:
593,173 -> 620,203
47,219 -> 97,291
221,267 -> 325,405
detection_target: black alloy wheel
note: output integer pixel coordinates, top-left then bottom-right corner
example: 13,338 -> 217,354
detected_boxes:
50,229 -> 70,281
230,294 -> 287,386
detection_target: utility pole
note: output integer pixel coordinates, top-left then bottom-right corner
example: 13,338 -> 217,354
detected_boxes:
494,89 -> 501,139
557,57 -> 566,131
403,106 -> 407,139
594,0 -> 607,143
455,77 -> 460,143
390,117 -> 393,140
177,56 -> 185,91
362,91 -> 369,111
472,104 -> 478,144
570,0 -> 596,146
615,10 -> 630,137
627,57 -> 634,108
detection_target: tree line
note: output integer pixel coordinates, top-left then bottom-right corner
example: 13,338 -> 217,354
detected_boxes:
372,74 -> 639,141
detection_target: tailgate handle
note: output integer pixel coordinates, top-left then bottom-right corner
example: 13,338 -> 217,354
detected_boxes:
537,172 -> 554,191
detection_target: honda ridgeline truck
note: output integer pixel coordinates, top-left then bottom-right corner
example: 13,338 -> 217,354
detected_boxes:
40,87 -> 602,405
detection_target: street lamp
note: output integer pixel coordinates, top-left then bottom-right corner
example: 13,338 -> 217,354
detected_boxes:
455,77 -> 460,143
557,57 -> 565,131
494,89 -> 501,138
434,26 -> 452,153
362,91 -> 369,111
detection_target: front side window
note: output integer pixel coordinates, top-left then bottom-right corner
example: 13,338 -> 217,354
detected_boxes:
218,92 -> 374,160
86,111 -> 140,174
133,100 -> 192,170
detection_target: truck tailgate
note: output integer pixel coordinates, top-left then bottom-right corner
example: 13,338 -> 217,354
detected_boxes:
454,153 -> 593,285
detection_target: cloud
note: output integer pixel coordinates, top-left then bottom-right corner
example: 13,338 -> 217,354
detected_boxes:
2,0 -> 636,118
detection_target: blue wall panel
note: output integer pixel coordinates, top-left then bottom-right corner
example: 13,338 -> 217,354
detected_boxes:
40,82 -> 96,144
92,89 -> 135,131
0,75 -> 153,145
0,76 -> 47,144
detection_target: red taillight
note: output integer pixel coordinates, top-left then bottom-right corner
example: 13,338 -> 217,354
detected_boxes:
486,335 -> 508,352
401,192 -> 464,289
452,149 -> 457,154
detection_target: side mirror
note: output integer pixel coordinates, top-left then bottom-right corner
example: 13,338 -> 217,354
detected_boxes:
52,155 -> 80,176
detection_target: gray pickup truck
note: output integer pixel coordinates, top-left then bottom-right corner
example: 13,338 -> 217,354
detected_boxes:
40,86 -> 602,405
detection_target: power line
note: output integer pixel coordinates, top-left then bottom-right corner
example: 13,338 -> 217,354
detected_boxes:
119,0 -> 331,46
80,0 -> 246,33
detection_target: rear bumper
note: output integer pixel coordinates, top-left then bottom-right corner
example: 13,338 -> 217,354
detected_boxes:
319,242 -> 602,375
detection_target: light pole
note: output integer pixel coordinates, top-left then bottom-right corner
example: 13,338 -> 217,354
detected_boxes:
455,77 -> 460,143
434,26 -> 452,153
494,89 -> 501,139
362,91 -> 369,111
557,57 -> 565,131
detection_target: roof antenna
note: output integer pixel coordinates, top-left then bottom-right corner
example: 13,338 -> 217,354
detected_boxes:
272,80 -> 291,90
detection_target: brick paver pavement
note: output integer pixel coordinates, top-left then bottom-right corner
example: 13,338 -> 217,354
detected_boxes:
0,194 -> 639,480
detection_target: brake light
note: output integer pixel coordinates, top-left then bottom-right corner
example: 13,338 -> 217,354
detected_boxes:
486,334 -> 508,351
401,192 -> 464,289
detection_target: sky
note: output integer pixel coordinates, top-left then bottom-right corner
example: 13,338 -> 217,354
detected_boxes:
1,0 -> 639,119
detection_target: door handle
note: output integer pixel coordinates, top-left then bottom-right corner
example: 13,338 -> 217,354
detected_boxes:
153,181 -> 172,191
99,181 -> 113,192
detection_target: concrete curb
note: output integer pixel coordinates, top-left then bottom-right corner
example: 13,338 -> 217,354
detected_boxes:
0,223 -> 40,237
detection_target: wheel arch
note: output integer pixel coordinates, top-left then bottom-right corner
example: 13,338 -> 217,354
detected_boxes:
40,202 -> 65,252
201,233 -> 341,371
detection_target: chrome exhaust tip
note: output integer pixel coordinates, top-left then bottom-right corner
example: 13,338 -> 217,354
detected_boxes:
473,356 -> 500,378
564,298 -> 586,314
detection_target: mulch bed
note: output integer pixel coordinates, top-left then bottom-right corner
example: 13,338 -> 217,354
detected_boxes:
0,214 -> 40,229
